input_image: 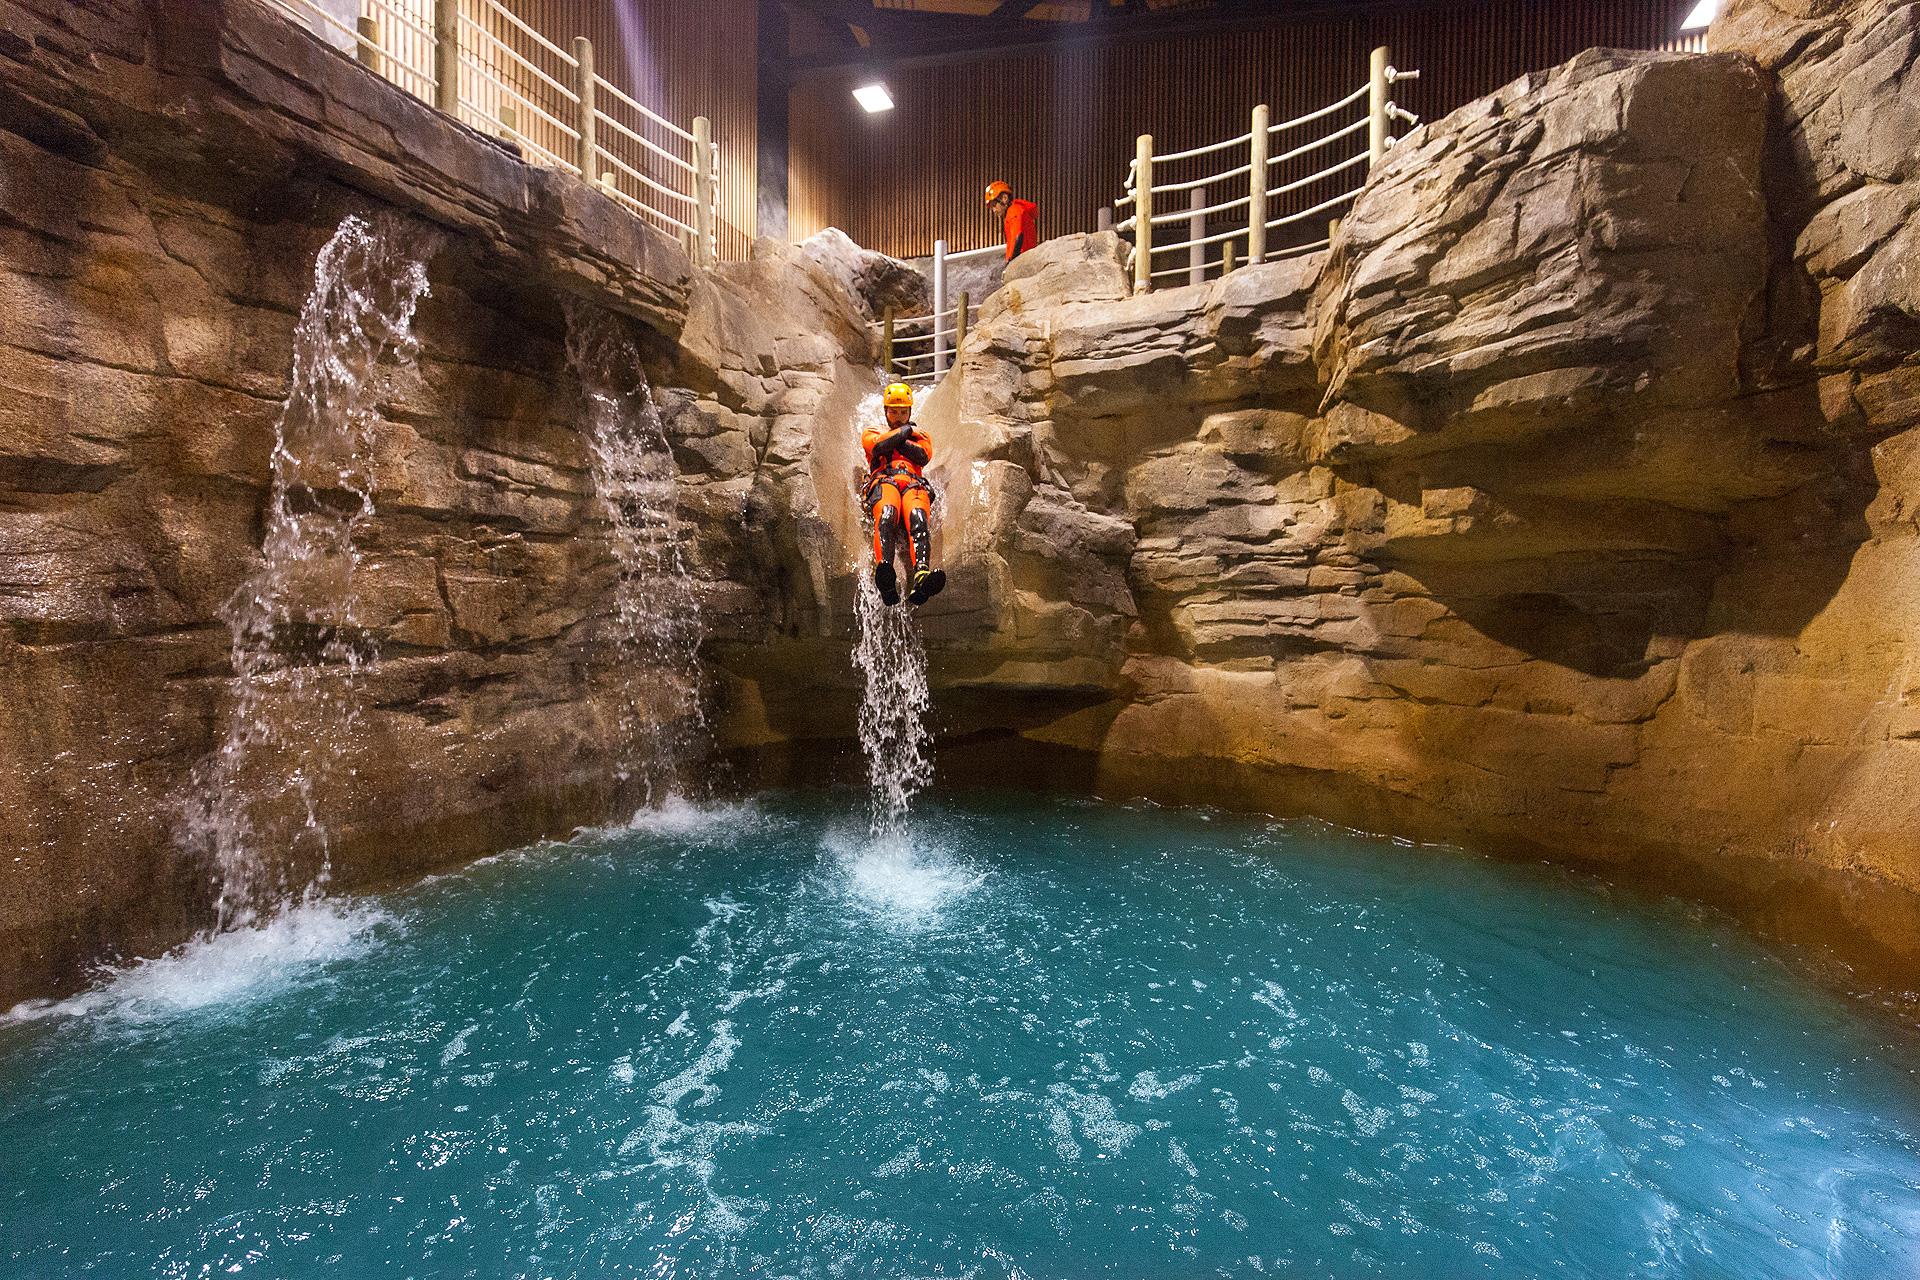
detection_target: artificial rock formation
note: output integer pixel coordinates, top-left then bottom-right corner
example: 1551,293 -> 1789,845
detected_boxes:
0,0 -> 885,1003
4,0 -> 1918,1003
842,33 -> 1920,983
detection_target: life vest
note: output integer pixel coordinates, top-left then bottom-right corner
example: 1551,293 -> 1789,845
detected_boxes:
861,423 -> 935,504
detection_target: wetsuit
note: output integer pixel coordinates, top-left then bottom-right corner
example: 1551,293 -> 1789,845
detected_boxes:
1003,198 -> 1038,261
862,420 -> 935,586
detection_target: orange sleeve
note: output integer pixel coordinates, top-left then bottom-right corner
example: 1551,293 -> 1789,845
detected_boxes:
860,428 -> 882,466
910,431 -> 934,466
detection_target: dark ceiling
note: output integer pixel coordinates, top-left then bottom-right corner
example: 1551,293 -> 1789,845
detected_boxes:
779,0 -> 1426,72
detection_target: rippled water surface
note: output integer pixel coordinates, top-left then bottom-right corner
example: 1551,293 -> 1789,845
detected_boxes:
5,793 -> 1919,1278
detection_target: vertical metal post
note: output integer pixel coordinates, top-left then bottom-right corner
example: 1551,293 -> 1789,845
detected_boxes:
573,37 -> 596,179
355,16 -> 379,73
1096,205 -> 1112,234
692,115 -> 713,268
883,308 -> 895,376
1369,45 -> 1391,169
1133,133 -> 1153,294
955,291 -> 969,354
500,101 -> 519,152
1188,187 -> 1205,287
434,0 -> 459,114
1221,242 -> 1236,277
1247,103 -> 1269,265
709,139 -> 721,263
932,239 -> 948,376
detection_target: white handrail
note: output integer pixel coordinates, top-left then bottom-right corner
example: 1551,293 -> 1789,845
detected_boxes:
594,73 -> 697,145
595,116 -> 697,202
1269,116 -> 1368,166
599,176 -> 696,235
595,104 -> 697,176
476,0 -> 578,67
1267,151 -> 1368,198
369,0 -> 438,49
1143,190 -> 1249,227
266,0 -> 438,89
1151,222 -> 1250,253
1150,161 -> 1253,197
1270,84 -> 1368,134
458,44 -> 580,142
1154,129 -> 1253,164
946,243 -> 1004,262
458,13 -> 579,112
598,149 -> 696,225
1264,187 -> 1359,229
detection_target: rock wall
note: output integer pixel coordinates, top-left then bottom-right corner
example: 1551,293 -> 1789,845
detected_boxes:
811,30 -> 1920,985
0,0 -> 884,1003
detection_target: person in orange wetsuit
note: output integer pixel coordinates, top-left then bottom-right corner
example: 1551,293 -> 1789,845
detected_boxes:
862,382 -> 946,607
984,181 -> 1038,261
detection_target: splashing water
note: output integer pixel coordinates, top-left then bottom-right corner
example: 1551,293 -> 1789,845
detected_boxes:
186,215 -> 431,929
565,303 -> 707,806
851,525 -> 933,836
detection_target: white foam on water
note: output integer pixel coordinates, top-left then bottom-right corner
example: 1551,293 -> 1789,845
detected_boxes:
1,898 -> 396,1027
597,795 -> 766,842
820,826 -> 984,924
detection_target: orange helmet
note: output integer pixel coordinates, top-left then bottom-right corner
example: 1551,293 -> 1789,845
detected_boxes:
883,382 -> 914,410
983,180 -> 1011,205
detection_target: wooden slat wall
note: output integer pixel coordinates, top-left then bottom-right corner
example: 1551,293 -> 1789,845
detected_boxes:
789,0 -> 1696,258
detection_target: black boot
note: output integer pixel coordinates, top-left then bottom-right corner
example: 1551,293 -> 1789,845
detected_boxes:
907,568 -> 946,606
874,562 -> 899,606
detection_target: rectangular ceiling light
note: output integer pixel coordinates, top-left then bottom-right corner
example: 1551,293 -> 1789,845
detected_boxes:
1681,0 -> 1720,29
853,83 -> 895,113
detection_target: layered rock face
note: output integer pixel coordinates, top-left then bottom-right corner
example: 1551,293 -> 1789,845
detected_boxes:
879,34 -> 1920,980
0,0 -> 884,1002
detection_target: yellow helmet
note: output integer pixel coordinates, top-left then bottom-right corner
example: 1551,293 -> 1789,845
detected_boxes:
883,382 -> 914,410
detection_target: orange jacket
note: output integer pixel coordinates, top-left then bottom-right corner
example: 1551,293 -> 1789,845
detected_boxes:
862,423 -> 934,482
1003,198 -> 1038,260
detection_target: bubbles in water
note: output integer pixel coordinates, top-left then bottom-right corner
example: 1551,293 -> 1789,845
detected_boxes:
564,303 -> 706,807
821,825 -> 982,924
1,898 -> 396,1027
186,214 -> 432,929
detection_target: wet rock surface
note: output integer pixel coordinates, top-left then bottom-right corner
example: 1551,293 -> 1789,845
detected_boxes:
886,29 -> 1920,983
4,0 -> 1920,998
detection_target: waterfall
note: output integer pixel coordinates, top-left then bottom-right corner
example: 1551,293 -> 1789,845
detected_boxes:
850,390 -> 934,836
564,303 -> 707,807
188,214 -> 431,929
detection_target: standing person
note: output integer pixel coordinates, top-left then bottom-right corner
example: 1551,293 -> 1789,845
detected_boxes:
984,181 -> 1039,261
862,383 -> 946,607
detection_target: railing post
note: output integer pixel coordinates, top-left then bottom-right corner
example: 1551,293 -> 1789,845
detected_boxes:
1369,45 -> 1391,169
932,239 -> 948,376
883,308 -> 895,376
1248,103 -> 1269,265
1096,205 -> 1113,234
691,115 -> 713,268
573,37 -> 595,179
355,15 -> 379,73
1134,133 -> 1153,294
1188,187 -> 1205,287
955,291 -> 968,354
433,0 -> 459,114
1221,242 -> 1236,277
709,139 -> 721,263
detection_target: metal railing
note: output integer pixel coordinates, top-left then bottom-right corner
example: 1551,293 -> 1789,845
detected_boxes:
1113,46 -> 1419,291
875,288 -> 984,386
259,0 -> 726,265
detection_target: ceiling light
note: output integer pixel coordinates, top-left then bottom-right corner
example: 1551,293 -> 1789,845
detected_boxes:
1681,0 -> 1720,30
853,83 -> 894,113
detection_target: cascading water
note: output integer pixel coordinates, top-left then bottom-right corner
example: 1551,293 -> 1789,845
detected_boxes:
187,214 -> 431,930
564,302 -> 707,807
849,389 -> 935,837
